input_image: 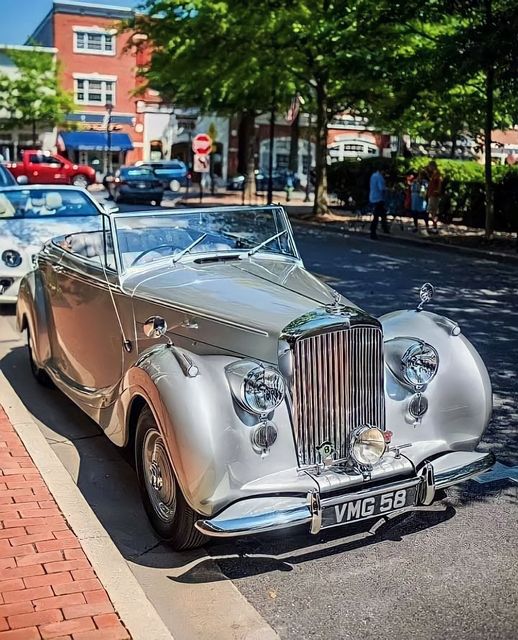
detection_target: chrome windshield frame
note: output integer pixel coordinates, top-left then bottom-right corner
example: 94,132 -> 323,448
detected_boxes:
109,205 -> 301,274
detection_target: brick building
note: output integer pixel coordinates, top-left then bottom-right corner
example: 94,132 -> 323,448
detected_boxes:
30,0 -> 143,173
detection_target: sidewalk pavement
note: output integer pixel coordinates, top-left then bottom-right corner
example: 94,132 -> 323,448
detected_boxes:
0,407 -> 130,640
176,189 -> 518,263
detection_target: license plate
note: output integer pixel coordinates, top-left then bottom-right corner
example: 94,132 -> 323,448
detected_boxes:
321,485 -> 418,529
136,182 -> 148,188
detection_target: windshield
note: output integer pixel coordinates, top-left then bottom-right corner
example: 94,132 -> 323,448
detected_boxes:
114,207 -> 296,271
120,167 -> 155,178
0,189 -> 99,219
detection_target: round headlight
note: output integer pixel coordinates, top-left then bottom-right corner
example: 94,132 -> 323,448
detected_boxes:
243,366 -> 285,414
2,250 -> 22,268
351,426 -> 386,467
401,341 -> 439,387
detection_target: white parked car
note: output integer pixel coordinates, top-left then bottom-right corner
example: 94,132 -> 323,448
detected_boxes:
0,186 -> 112,303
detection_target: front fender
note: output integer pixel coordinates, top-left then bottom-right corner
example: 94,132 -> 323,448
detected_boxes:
125,345 -> 298,517
380,309 -> 492,467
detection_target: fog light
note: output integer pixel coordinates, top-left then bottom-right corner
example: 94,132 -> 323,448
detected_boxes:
350,426 -> 386,467
251,422 -> 278,453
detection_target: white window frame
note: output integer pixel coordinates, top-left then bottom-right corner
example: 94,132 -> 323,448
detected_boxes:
73,73 -> 117,107
73,26 -> 116,56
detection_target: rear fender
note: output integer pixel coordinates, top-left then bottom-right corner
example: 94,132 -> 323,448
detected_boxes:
16,271 -> 51,367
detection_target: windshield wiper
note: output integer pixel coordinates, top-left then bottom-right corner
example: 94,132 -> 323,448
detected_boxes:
172,233 -> 208,265
247,229 -> 288,257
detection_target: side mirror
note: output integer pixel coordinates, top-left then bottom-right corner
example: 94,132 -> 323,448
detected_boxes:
143,316 -> 168,338
16,175 -> 28,185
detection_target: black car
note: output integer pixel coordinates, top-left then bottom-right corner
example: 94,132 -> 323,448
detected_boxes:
137,160 -> 190,192
105,166 -> 164,205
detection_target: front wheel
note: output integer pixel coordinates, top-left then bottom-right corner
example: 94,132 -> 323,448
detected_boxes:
71,175 -> 88,188
135,406 -> 207,550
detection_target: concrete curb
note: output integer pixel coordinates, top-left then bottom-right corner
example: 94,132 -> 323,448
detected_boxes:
0,371 -> 174,640
290,217 -> 518,265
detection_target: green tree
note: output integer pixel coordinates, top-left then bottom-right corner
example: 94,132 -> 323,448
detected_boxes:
0,48 -> 73,145
365,0 -> 518,236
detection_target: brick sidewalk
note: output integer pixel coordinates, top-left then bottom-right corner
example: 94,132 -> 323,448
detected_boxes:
0,408 -> 130,640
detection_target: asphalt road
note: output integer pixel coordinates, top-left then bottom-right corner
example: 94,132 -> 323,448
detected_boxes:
1,208 -> 517,640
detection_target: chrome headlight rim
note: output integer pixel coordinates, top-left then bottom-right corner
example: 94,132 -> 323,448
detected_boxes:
385,336 -> 439,390
401,340 -> 439,389
226,360 -> 286,416
350,425 -> 387,468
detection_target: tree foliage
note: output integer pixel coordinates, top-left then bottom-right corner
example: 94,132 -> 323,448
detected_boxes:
0,49 -> 73,140
132,0 -> 517,228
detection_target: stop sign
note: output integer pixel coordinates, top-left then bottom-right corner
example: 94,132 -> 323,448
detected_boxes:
192,133 -> 212,155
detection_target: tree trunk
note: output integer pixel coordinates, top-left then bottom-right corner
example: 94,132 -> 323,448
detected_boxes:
32,119 -> 37,147
312,79 -> 329,217
237,111 -> 254,175
289,110 -> 300,173
243,111 -> 256,204
484,0 -> 495,239
450,135 -> 457,159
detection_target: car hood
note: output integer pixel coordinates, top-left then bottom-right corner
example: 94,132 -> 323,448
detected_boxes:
123,256 -> 359,345
0,216 -> 101,254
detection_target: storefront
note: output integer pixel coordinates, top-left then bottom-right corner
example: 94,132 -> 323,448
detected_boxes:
58,130 -> 134,177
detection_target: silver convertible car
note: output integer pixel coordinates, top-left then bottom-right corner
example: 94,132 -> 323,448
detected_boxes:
16,206 -> 495,550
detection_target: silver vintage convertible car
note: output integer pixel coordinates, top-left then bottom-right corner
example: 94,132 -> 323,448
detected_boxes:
17,206 -> 494,550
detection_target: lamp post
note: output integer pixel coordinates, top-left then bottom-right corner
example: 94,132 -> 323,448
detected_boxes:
105,102 -> 113,175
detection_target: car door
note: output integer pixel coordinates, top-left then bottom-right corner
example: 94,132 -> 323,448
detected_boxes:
43,224 -> 134,409
28,154 -> 68,184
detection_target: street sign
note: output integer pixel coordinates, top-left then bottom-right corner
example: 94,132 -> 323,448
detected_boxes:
177,117 -> 196,131
192,133 -> 212,155
193,153 -> 210,173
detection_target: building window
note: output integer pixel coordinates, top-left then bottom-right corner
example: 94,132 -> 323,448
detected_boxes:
75,78 -> 116,106
74,29 -> 115,55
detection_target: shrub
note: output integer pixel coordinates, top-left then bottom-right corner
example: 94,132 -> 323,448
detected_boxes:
327,157 -> 518,232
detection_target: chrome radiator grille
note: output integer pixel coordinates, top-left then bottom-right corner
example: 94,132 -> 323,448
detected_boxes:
291,327 -> 385,466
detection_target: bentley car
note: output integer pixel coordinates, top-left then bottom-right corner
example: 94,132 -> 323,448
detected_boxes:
0,185 -> 110,303
16,206 -> 495,550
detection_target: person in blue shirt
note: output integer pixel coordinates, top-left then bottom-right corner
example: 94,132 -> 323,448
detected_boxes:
369,169 -> 390,239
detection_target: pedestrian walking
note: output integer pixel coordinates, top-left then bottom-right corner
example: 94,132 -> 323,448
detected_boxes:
426,160 -> 442,233
369,167 -> 390,239
411,169 -> 429,232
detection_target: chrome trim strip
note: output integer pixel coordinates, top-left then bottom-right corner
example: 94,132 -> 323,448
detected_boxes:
434,451 -> 495,488
130,293 -> 270,337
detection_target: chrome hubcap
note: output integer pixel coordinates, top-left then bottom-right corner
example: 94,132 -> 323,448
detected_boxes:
143,429 -> 176,522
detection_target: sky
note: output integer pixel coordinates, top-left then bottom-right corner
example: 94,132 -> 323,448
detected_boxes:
0,0 -> 140,45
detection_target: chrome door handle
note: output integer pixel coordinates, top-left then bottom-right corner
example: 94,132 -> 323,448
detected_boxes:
181,319 -> 198,330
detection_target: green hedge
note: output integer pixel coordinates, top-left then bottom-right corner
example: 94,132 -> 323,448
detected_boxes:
327,158 -> 518,232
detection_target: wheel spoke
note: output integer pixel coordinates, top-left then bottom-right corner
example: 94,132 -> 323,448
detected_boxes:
142,429 -> 176,523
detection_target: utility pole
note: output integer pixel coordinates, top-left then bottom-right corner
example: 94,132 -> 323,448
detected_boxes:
105,102 -> 113,175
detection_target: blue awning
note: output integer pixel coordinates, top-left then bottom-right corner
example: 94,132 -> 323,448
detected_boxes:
59,131 -> 134,151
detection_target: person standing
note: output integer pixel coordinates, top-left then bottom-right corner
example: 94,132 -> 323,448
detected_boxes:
369,168 -> 389,239
427,160 -> 442,233
411,169 -> 429,232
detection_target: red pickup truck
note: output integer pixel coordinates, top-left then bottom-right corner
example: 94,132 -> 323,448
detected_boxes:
5,150 -> 96,188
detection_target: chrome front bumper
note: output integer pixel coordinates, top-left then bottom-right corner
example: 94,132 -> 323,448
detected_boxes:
195,451 -> 495,538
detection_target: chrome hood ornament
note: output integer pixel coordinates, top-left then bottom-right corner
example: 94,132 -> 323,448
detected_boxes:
416,282 -> 434,312
325,289 -> 349,316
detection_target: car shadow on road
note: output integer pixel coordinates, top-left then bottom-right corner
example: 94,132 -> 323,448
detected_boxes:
0,344 -> 513,585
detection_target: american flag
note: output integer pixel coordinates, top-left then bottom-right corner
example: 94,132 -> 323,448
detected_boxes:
286,95 -> 302,124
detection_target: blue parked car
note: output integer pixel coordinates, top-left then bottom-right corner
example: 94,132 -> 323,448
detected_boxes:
136,160 -> 190,192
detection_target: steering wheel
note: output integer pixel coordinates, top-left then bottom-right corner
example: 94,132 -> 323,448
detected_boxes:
131,244 -> 179,267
